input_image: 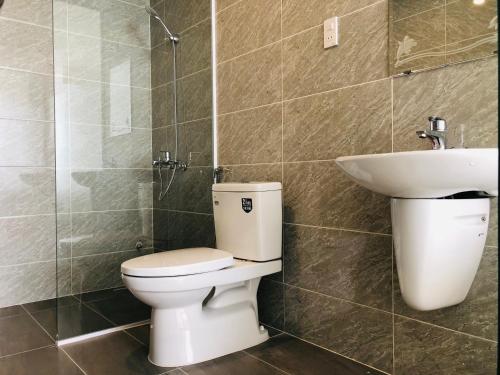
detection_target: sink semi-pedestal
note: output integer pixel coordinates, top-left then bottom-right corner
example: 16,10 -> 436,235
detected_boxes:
336,149 -> 498,311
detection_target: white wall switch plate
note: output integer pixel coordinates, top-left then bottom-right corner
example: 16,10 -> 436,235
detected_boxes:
324,16 -> 339,49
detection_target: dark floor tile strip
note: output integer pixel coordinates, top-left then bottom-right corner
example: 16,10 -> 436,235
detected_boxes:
0,344 -> 56,360
393,313 -> 498,343
19,305 -> 55,343
241,351 -> 292,375
280,333 -> 391,375
58,347 -> 89,375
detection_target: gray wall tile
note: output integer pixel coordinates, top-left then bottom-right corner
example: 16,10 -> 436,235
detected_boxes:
0,215 -> 56,266
71,209 -> 153,257
71,249 -> 152,294
0,167 -> 55,217
285,285 -> 393,373
0,0 -> 52,27
67,0 -> 150,47
218,104 -> 282,165
0,120 -> 54,167
217,0 -> 281,62
70,126 -> 152,169
257,279 -> 284,330
283,79 -> 392,162
394,316 -> 497,375
0,68 -> 54,122
283,161 -> 392,233
71,169 -> 152,212
0,262 -> 56,308
284,224 -> 393,311
393,57 -> 498,151
69,79 -> 151,128
394,246 -> 498,341
217,43 -> 282,114
282,2 -> 388,100
0,18 -> 53,75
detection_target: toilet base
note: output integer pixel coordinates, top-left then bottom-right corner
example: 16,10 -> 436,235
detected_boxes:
147,278 -> 269,367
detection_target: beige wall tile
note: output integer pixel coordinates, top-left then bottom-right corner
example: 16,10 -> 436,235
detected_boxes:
218,104 -> 282,165
218,43 -> 282,114
217,0 -> 281,62
0,19 -> 53,75
283,161 -> 391,233
283,79 -> 391,162
393,57 -> 498,151
282,0 -> 381,37
285,285 -> 393,372
394,316 -> 497,375
283,1 -> 388,100
390,0 -> 444,21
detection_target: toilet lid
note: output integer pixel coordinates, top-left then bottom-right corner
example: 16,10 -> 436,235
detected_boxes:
121,248 -> 234,277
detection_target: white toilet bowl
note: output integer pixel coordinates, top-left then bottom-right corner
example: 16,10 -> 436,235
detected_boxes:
122,182 -> 283,367
122,247 -> 281,367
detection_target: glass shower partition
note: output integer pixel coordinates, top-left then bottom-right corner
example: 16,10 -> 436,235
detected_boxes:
53,0 -> 215,342
54,0 -> 154,341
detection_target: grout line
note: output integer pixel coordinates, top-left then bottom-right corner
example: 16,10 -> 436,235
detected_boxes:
0,344 -> 56,360
281,76 -> 391,104
243,351 -> 292,374
393,3 -> 445,23
279,0 -> 386,43
59,346 -> 89,375
0,116 -> 53,123
393,314 -> 498,344
217,76 -> 390,118
177,368 -> 190,375
283,283 -> 393,315
280,331 -> 392,375
217,39 -> 281,66
71,248 -> 153,261
122,324 -> 149,346
153,117 -> 212,131
217,101 -> 282,118
0,259 -> 57,268
0,15 -> 52,30
215,0 -> 245,14
58,75 -> 151,90
0,64 -> 53,78
56,29 -> 151,51
20,305 -> 56,342
156,209 -> 213,217
283,222 -> 392,237
65,208 -> 153,215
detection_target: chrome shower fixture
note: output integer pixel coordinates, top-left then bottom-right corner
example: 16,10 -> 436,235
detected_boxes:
145,5 -> 179,43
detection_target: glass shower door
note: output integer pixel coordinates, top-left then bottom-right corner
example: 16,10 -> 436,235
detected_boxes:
53,0 -> 154,341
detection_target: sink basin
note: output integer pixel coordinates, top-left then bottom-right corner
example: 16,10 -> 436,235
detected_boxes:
335,148 -> 498,198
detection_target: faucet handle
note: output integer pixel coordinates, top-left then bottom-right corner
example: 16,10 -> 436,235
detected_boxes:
428,116 -> 447,131
160,150 -> 171,162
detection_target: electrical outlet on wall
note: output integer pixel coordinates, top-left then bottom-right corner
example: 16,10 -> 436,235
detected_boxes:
324,16 -> 339,49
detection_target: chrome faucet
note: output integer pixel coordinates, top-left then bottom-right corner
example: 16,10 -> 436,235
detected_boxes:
153,151 -> 187,170
416,117 -> 447,150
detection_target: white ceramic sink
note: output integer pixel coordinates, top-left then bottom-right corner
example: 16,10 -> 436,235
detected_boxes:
335,148 -> 498,198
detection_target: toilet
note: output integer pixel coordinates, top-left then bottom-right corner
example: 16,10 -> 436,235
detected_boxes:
121,182 -> 282,367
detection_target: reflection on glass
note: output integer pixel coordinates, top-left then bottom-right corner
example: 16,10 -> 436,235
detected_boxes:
389,0 -> 498,75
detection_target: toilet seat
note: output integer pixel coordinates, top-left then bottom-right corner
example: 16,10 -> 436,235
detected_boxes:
121,248 -> 234,277
122,259 -> 282,293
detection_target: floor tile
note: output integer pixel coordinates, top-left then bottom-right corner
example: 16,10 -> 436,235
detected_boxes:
63,331 -> 171,375
126,324 -> 150,345
0,346 -> 84,375
77,287 -> 129,303
0,304 -> 25,319
246,334 -> 385,375
182,351 -> 285,375
86,291 -> 151,326
22,295 -> 80,313
0,313 -> 53,357
30,302 -> 114,340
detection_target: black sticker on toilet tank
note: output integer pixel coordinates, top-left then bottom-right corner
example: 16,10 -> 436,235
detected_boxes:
241,198 -> 253,213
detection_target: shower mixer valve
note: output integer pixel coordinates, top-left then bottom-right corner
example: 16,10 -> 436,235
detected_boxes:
153,151 -> 187,170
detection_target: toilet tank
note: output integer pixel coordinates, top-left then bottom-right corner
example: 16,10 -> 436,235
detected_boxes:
212,182 -> 282,261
